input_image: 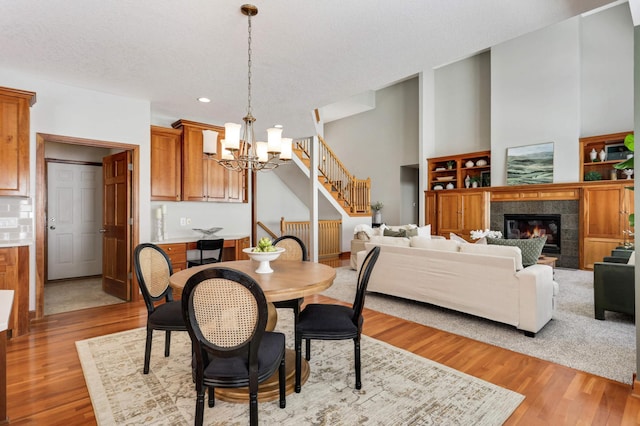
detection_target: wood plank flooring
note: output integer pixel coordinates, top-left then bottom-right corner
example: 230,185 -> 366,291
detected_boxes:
6,275 -> 640,425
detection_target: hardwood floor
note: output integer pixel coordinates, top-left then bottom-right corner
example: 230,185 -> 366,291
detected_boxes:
6,264 -> 640,425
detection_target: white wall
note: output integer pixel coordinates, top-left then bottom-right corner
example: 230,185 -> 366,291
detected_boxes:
581,3 -> 634,136
434,51 -> 491,156
491,17 -> 581,185
0,67 -> 151,310
324,77 -> 419,225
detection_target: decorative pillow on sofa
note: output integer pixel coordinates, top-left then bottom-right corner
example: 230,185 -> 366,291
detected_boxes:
369,235 -> 411,247
628,251 -> 635,265
410,236 -> 460,252
459,243 -> 523,270
417,224 -> 431,237
384,228 -> 406,237
486,236 -> 547,267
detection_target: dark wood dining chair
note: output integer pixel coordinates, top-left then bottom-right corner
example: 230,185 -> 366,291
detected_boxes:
133,243 -> 187,374
182,267 -> 286,426
294,246 -> 380,392
187,238 -> 224,268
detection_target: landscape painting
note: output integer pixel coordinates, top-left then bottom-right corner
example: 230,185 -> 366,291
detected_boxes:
506,142 -> 554,185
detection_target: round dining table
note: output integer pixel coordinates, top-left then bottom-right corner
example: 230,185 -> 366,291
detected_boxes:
169,259 -> 337,402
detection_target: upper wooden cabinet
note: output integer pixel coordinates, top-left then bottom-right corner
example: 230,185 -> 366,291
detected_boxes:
427,150 -> 491,191
580,181 -> 634,269
150,126 -> 183,201
171,120 -> 247,203
0,87 -> 36,197
580,131 -> 633,182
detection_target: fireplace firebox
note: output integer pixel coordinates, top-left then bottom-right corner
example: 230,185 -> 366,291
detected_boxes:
503,214 -> 561,254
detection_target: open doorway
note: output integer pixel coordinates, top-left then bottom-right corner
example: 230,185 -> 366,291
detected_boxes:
35,133 -> 140,319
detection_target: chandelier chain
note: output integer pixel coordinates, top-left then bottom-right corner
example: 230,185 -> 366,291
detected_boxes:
246,11 -> 252,117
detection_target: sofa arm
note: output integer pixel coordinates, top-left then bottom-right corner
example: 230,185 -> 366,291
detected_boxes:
515,264 -> 556,335
350,239 -> 367,269
594,262 -> 635,319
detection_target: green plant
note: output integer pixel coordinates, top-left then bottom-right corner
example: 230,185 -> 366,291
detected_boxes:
446,161 -> 455,169
584,171 -> 602,181
371,201 -> 383,211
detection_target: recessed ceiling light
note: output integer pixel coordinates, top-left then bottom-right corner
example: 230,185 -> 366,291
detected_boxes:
197,97 -> 211,103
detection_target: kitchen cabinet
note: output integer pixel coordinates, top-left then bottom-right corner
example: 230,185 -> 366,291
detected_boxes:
171,119 -> 247,203
150,126 -> 183,201
580,182 -> 634,269
0,87 -> 36,197
0,246 -> 29,337
434,190 -> 489,239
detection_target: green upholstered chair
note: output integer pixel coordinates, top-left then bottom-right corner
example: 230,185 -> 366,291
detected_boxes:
593,252 -> 635,320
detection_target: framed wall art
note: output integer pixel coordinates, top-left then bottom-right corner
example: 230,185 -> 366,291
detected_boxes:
506,142 -> 554,185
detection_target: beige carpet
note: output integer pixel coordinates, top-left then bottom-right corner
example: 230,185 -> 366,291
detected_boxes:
76,312 -> 524,425
45,277 -> 124,315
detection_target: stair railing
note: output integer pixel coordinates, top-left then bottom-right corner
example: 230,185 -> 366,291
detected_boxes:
294,136 -> 371,214
280,217 -> 342,260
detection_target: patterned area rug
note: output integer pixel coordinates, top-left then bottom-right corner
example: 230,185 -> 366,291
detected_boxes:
326,267 -> 635,384
76,315 -> 524,425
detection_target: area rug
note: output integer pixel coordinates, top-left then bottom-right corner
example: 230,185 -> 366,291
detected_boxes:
76,318 -> 524,425
326,267 -> 636,384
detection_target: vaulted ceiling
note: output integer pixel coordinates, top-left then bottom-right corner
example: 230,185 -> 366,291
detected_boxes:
0,0 -> 616,138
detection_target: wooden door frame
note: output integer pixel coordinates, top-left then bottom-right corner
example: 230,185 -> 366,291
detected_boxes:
35,133 -> 141,319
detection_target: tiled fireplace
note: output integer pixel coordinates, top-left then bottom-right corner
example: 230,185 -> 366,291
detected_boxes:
490,200 -> 579,268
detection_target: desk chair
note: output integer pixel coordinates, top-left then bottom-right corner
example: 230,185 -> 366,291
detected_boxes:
188,238 -> 224,268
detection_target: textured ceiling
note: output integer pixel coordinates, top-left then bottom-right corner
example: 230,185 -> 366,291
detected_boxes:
0,0 -> 616,138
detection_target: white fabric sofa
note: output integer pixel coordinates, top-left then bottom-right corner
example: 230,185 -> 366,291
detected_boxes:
356,237 -> 558,336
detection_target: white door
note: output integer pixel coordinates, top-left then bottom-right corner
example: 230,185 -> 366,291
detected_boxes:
47,162 -> 103,280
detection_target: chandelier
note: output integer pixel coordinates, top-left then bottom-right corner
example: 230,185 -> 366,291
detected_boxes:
202,4 -> 292,172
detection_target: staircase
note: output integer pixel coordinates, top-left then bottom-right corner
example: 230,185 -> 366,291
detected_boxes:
293,135 -> 371,217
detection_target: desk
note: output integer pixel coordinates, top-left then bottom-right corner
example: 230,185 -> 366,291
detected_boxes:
169,260 -> 336,402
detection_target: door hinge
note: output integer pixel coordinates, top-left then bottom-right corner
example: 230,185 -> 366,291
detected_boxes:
128,272 -> 133,280
129,218 -> 134,225
128,163 -> 133,171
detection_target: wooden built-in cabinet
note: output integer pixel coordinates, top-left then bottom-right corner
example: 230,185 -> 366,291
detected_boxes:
427,150 -> 491,191
580,182 -> 634,269
427,190 -> 490,239
0,87 -> 36,197
157,236 -> 251,272
150,126 -> 183,201
580,131 -> 633,182
0,246 -> 29,337
171,119 -> 247,203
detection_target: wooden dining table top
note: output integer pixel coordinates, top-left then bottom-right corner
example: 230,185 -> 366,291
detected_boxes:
168,260 -> 337,302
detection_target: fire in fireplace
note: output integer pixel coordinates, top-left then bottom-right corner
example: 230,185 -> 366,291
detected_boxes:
503,214 -> 561,254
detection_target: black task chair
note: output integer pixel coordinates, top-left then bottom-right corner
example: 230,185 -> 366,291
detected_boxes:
272,235 -> 308,323
187,238 -> 224,268
294,246 -> 380,392
182,267 -> 286,426
133,243 -> 187,374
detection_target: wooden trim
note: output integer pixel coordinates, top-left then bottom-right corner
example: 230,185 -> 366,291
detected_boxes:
35,133 -> 141,320
0,85 -> 36,106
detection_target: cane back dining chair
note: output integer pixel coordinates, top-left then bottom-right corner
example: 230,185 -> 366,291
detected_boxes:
272,235 -> 308,323
182,267 -> 286,426
294,245 -> 380,392
133,243 -> 187,374
187,238 -> 224,268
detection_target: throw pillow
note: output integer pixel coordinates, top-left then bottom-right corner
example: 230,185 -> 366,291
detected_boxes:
449,233 -> 468,244
417,224 -> 431,237
486,236 -> 547,267
459,243 -> 524,270
628,251 -> 635,265
405,227 -> 419,237
383,228 -> 406,237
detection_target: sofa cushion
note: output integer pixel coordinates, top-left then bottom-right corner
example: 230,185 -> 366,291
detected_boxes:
369,235 -> 411,247
449,233 -> 487,245
486,236 -> 547,267
410,236 -> 460,252
459,243 -> 523,271
384,228 -> 406,237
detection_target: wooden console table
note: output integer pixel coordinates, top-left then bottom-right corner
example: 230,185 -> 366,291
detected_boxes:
537,256 -> 558,268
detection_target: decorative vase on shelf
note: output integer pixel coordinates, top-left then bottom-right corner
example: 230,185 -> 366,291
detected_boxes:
464,175 -> 471,188
446,182 -> 454,190
590,148 -> 597,162
465,160 -> 474,168
599,149 -> 607,162
471,181 -> 478,188
373,210 -> 382,223
476,159 -> 487,167
624,169 -> 634,180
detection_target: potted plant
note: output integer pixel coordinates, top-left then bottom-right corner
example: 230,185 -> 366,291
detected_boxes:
446,160 -> 455,170
469,176 -> 481,188
371,201 -> 384,223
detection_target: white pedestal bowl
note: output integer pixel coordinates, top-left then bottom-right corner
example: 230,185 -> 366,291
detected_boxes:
242,247 -> 285,274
